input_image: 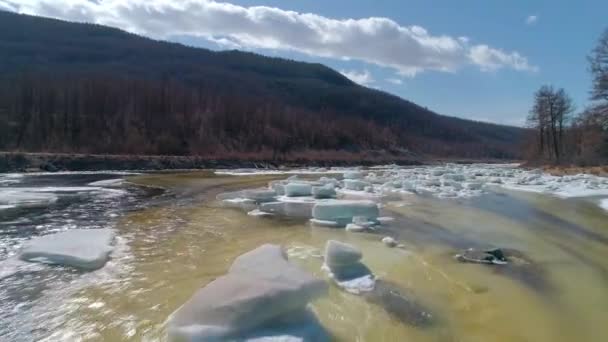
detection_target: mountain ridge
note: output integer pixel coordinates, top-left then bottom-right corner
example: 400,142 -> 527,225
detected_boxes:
0,11 -> 523,159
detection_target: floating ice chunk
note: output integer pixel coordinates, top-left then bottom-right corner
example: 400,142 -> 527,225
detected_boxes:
343,171 -> 364,179
318,177 -> 339,187
377,216 -> 394,224
260,202 -> 313,219
332,274 -> 376,294
352,216 -> 375,228
244,189 -> 277,202
443,174 -> 465,182
424,179 -> 441,187
324,240 -> 362,268
284,183 -> 313,197
312,200 -> 379,226
269,181 -> 286,196
88,178 -> 124,187
465,182 -> 483,190
309,219 -> 341,227
345,224 -> 366,232
248,209 -> 274,217
343,179 -> 370,191
322,241 -> 375,295
382,236 -> 398,248
19,229 -> 114,270
311,185 -> 336,199
168,244 -> 327,341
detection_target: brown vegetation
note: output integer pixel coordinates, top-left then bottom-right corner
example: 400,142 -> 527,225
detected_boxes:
523,28 -> 608,166
0,11 -> 523,161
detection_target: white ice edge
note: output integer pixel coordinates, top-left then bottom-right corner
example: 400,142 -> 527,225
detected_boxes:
600,199 -> 608,212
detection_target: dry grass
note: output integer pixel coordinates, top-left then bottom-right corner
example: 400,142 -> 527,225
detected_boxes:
541,165 -> 608,177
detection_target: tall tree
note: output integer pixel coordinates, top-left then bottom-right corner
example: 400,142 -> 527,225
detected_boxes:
527,85 -> 574,161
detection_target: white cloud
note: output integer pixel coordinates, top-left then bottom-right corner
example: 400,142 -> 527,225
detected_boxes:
469,45 -> 538,72
0,0 -> 538,75
340,69 -> 374,86
526,15 -> 538,25
386,78 -> 404,85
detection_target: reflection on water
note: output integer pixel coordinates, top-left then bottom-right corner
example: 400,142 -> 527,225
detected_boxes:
1,171 -> 607,341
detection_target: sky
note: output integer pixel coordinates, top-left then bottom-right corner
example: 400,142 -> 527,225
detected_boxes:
1,0 -> 607,126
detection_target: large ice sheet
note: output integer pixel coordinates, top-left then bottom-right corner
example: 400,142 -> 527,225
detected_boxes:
0,189 -> 58,208
312,200 -> 379,226
168,244 -> 327,341
19,229 -> 115,270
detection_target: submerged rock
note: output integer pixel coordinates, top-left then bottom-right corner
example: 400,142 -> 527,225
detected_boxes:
363,280 -> 434,327
168,244 -> 328,341
455,248 -> 508,265
19,229 -> 114,270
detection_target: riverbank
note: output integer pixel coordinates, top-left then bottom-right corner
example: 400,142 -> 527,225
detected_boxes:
0,151 -> 511,173
540,165 -> 608,177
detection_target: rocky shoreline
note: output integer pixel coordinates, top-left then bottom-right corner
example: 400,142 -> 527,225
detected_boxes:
0,152 -> 516,173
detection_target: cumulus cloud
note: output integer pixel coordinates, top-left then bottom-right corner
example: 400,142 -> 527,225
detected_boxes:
386,78 -> 404,85
526,15 -> 538,25
469,45 -> 538,72
0,0 -> 538,75
340,70 -> 374,86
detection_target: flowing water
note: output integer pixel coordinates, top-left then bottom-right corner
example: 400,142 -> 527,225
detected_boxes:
1,169 -> 607,341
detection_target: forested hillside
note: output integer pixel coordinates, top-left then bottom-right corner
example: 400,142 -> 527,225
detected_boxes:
0,11 -> 524,160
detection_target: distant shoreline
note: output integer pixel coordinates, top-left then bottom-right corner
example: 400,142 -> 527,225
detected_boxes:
0,151 -> 513,173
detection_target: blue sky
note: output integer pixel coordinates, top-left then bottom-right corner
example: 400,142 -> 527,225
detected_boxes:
3,0 -> 607,126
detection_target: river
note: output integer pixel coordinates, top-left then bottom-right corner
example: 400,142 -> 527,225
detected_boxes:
1,166 -> 607,341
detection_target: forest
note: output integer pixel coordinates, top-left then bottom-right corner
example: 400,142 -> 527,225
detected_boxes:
0,11 -> 524,160
524,28 -> 608,165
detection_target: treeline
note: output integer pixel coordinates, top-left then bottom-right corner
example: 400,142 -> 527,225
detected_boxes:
0,73 -> 399,157
525,28 -> 608,165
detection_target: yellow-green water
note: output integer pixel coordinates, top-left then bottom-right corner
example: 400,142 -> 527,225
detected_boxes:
18,172 -> 608,341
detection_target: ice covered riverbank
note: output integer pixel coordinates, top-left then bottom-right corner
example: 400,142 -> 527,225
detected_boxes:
216,163 -> 608,212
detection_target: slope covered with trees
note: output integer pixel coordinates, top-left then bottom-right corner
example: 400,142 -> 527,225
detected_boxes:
0,11 -> 523,160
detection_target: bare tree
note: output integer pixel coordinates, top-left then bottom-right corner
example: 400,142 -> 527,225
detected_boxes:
527,85 -> 574,162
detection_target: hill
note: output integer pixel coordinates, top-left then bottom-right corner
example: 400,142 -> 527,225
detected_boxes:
0,11 -> 523,161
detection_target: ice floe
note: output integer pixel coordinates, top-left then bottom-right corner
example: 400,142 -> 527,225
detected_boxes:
0,186 -> 127,209
167,244 -> 328,341
19,229 -> 115,270
322,240 -> 375,294
0,190 -> 58,208
312,200 -> 379,227
217,164 -> 608,226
